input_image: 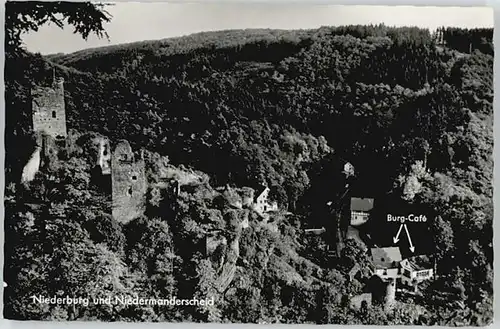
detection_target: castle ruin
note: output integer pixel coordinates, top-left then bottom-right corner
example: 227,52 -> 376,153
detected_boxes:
40,134 -> 60,169
27,77 -> 151,224
111,140 -> 147,223
384,278 -> 397,311
32,77 -> 67,139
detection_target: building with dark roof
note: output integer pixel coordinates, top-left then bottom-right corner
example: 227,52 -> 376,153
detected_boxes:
366,246 -> 435,309
350,197 -> 374,226
370,247 -> 402,280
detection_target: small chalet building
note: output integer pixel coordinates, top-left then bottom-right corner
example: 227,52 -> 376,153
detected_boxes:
343,162 -> 355,178
350,197 -> 374,226
400,255 -> 434,285
370,247 -> 402,280
253,185 -> 278,215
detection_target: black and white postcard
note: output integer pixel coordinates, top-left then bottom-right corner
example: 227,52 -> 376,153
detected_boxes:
3,1 -> 494,325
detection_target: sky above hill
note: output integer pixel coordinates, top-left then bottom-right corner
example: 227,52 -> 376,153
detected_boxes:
21,3 -> 494,55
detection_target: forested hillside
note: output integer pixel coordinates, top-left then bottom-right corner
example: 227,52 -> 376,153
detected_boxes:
4,25 -> 493,324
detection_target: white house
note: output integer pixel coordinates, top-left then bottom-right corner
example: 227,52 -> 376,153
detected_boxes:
343,162 -> 355,178
400,256 -> 434,285
350,197 -> 374,226
253,186 -> 278,215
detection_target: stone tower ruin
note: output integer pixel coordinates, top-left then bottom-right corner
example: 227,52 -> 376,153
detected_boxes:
32,77 -> 67,139
111,140 -> 147,223
384,278 -> 397,311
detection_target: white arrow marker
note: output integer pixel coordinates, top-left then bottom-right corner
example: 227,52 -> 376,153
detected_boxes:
393,224 -> 404,244
404,224 -> 415,253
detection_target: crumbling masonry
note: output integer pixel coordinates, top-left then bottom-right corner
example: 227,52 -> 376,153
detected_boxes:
97,137 -> 111,175
27,77 -> 160,224
23,77 -> 67,182
111,140 -> 147,223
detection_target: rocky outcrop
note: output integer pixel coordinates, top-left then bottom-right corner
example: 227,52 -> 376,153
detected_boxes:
215,237 -> 240,293
21,147 -> 41,183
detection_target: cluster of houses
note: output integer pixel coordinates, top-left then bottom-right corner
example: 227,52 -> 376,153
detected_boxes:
349,198 -> 433,282
370,246 -> 434,285
347,197 -> 435,310
350,245 -> 434,311
304,188 -> 435,311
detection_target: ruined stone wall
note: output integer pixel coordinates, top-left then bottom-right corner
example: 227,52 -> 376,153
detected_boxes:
40,134 -> 60,169
111,140 -> 147,223
32,78 -> 67,138
97,137 -> 111,175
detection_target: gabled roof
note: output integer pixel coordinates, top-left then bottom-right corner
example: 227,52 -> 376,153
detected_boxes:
246,182 -> 268,197
351,197 -> 374,212
403,255 -> 433,271
371,247 -> 402,268
254,185 -> 269,198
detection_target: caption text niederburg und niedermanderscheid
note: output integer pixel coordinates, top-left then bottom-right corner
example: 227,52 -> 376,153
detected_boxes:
31,295 -> 215,307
